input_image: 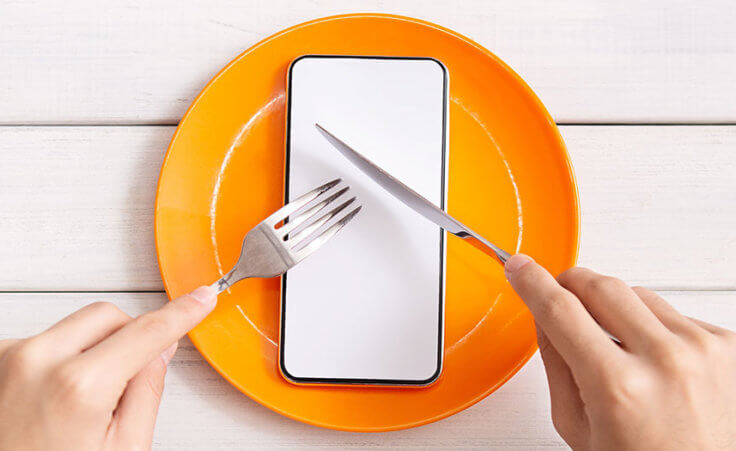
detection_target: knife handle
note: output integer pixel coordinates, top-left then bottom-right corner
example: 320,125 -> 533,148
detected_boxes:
456,232 -> 511,265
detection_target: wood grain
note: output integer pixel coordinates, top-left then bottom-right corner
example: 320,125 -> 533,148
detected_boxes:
2,2 -> 734,448
1,0 -> 735,124
567,125 -> 736,289
1,125 -> 733,291
1,290 -> 733,449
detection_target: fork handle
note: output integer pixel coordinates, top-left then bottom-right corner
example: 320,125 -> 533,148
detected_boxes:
210,269 -> 240,295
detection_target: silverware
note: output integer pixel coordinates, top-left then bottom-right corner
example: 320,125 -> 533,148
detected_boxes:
210,178 -> 362,294
315,124 -> 510,265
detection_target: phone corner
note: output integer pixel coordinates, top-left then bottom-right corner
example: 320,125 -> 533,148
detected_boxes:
277,354 -> 302,386
411,358 -> 444,388
287,54 -> 322,77
425,56 -> 449,75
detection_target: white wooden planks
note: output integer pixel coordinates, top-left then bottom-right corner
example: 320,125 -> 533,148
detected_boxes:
0,126 -> 172,290
566,126 -> 736,289
1,291 -> 733,449
2,2 -> 735,448
1,125 -> 734,291
1,0 -> 735,124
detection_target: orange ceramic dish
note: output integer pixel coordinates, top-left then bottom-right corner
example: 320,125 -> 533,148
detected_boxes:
155,14 -> 579,431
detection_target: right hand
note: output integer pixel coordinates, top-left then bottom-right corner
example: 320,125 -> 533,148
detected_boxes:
505,254 -> 736,450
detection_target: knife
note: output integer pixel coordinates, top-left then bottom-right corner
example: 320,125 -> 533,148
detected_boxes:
315,123 -> 511,265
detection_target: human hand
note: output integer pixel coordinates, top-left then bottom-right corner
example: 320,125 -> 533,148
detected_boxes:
505,254 -> 736,450
0,286 -> 217,451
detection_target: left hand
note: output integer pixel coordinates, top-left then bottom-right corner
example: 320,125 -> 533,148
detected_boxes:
0,286 -> 217,451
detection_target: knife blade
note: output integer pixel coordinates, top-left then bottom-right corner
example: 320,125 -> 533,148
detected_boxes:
315,123 -> 511,265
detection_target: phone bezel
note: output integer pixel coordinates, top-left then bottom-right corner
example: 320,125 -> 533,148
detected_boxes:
279,55 -> 449,386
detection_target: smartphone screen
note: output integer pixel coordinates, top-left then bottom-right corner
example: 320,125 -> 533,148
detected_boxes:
281,55 -> 448,385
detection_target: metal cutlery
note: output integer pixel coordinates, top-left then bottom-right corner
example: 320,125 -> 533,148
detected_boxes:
315,124 -> 510,265
210,178 -> 361,294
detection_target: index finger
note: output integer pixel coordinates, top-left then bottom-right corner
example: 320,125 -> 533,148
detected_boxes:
505,255 -> 622,374
76,286 -> 217,384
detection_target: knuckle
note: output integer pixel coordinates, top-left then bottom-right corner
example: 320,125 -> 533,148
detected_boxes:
556,266 -> 585,286
536,292 -> 571,322
654,339 -> 703,380
50,363 -> 89,395
647,327 -> 676,350
691,331 -> 721,356
15,338 -> 44,358
3,339 -> 43,375
606,367 -> 650,408
588,276 -> 628,295
650,333 -> 678,355
48,363 -> 102,409
136,311 -> 175,337
631,285 -> 648,296
692,331 -> 736,368
86,301 -> 127,319
722,330 -> 736,348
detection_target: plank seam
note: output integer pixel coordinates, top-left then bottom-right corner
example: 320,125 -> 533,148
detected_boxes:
2,122 -> 736,128
0,288 -> 733,294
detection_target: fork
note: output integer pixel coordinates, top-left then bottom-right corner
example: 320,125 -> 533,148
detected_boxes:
209,178 -> 362,294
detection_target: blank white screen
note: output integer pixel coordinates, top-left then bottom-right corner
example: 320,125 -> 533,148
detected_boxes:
282,56 -> 447,383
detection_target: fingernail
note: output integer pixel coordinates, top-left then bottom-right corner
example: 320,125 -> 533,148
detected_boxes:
505,254 -> 533,276
189,285 -> 217,307
161,342 -> 177,365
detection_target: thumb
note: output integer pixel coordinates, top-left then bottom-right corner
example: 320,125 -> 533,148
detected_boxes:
79,285 -> 217,385
503,254 -> 612,370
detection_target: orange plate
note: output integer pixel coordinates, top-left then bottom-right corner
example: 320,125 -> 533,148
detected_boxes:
155,14 -> 579,431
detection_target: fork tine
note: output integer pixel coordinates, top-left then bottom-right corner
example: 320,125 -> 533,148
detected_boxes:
288,196 -> 357,246
292,205 -> 362,262
264,178 -> 341,225
278,186 -> 350,237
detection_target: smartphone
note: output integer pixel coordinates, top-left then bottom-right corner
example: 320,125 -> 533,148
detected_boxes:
280,55 -> 448,386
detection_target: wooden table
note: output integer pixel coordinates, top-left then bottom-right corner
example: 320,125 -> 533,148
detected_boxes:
1,2 -> 734,449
